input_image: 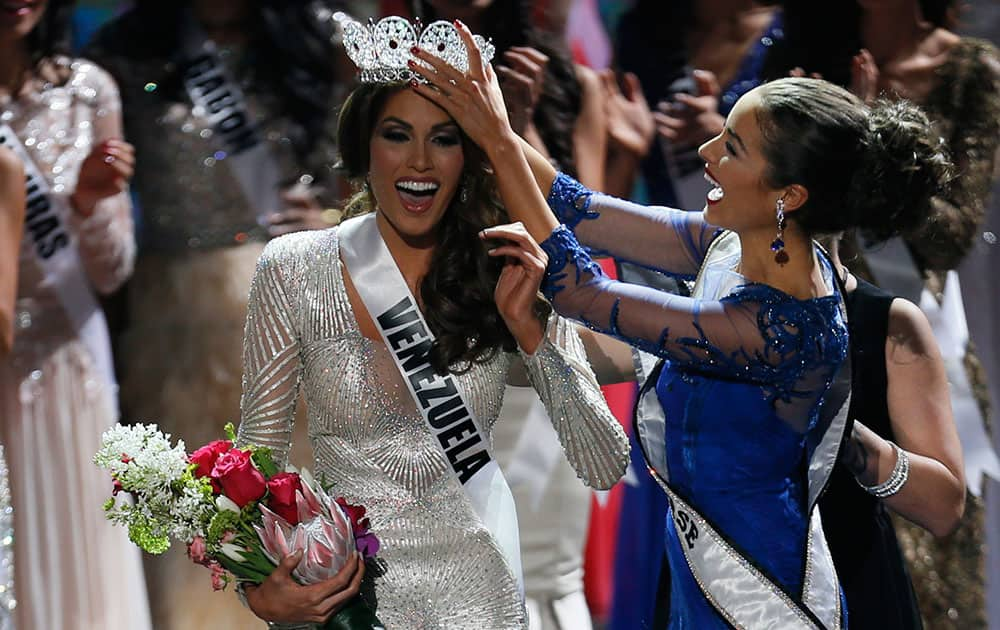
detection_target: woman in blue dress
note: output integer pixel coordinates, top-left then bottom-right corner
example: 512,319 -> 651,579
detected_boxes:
409,25 -> 953,629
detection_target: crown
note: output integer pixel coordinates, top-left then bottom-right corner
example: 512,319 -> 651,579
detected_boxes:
334,14 -> 495,84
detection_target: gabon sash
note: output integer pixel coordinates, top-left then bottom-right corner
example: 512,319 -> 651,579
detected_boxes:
338,214 -> 523,591
0,123 -> 117,399
636,232 -> 849,629
179,12 -> 283,225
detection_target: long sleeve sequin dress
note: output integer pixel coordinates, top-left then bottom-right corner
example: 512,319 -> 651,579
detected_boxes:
539,174 -> 849,629
236,226 -> 629,629
0,58 -> 151,630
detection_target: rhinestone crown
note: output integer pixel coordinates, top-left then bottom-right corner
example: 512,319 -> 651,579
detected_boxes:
336,14 -> 495,84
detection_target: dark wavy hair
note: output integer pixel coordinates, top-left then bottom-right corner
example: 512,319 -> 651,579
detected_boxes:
84,0 -> 338,159
21,0 -> 74,82
756,78 -> 954,241
336,82 -> 550,374
413,0 -> 582,176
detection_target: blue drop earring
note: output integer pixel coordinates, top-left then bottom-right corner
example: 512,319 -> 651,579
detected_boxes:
771,198 -> 789,266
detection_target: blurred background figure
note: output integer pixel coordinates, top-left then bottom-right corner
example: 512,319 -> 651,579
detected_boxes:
0,145 -> 23,630
84,1 -> 348,627
616,0 -> 781,210
763,1 -> 1000,627
0,0 -> 150,628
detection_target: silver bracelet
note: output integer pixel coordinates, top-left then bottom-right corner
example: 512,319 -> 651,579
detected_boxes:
858,440 -> 910,498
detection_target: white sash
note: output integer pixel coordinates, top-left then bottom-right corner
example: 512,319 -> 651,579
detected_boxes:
338,214 -> 523,591
862,237 -> 1000,495
0,124 -> 117,398
179,12 -> 283,225
637,232 -> 848,629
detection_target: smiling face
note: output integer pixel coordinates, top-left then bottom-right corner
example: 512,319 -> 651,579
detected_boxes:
0,0 -> 46,41
697,89 -> 785,234
368,89 -> 466,247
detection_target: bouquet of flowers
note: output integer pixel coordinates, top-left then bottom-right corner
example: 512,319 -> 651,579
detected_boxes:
94,423 -> 384,630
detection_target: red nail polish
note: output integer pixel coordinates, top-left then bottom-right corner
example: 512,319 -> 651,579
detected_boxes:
407,59 -> 415,67
409,79 -> 418,87
410,46 -> 420,54
453,19 -> 461,27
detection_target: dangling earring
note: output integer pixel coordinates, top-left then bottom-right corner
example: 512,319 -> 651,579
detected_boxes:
363,178 -> 371,193
771,198 -> 789,266
460,181 -> 470,204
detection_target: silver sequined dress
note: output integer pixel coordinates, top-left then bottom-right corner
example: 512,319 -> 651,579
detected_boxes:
0,58 -> 151,630
237,227 -> 629,629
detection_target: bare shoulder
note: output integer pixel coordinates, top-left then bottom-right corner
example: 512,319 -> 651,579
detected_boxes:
886,298 -> 940,364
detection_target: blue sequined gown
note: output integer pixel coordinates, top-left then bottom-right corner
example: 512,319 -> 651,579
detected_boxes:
540,174 -> 849,629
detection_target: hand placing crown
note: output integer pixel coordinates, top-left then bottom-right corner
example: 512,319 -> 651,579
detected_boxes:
336,14 -> 495,84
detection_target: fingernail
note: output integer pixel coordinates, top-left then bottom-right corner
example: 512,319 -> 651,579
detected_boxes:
407,59 -> 416,67
409,79 -> 418,88
410,46 -> 420,54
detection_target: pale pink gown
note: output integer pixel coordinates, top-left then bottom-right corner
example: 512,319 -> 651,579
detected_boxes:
0,57 -> 150,630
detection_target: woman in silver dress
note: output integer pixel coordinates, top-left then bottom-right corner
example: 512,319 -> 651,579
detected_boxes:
235,21 -> 629,629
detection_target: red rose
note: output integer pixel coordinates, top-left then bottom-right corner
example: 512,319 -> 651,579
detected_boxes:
211,449 -> 266,508
336,497 -> 371,533
266,472 -> 302,525
189,440 -> 233,479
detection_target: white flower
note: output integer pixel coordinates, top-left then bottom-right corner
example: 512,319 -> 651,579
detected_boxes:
216,496 -> 241,513
220,543 -> 246,563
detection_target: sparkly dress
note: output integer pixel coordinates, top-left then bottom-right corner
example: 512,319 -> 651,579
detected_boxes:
236,226 -> 629,629
85,12 -> 340,628
539,174 -> 849,629
0,58 -> 150,630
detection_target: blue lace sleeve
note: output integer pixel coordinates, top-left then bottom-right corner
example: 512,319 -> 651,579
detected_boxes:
547,172 -> 723,280
540,226 -> 849,431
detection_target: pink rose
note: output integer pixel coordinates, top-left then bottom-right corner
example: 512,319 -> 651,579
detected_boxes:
187,536 -> 208,566
189,440 -> 233,480
266,472 -> 302,526
210,449 -> 266,508
209,562 -> 228,591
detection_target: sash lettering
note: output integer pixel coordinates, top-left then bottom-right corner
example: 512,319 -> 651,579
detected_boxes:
376,295 -> 490,483
179,11 -> 282,222
0,122 -> 118,405
182,53 -> 258,154
0,127 -> 69,259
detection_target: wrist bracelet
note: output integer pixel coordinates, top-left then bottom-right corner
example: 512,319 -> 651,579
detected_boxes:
858,440 -> 910,498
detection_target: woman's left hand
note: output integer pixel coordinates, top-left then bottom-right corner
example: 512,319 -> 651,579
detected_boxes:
480,222 -> 548,354
71,139 -> 135,216
408,21 -> 516,154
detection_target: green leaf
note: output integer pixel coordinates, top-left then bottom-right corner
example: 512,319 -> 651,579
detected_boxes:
207,510 -> 242,546
250,447 -> 278,478
224,422 -> 237,443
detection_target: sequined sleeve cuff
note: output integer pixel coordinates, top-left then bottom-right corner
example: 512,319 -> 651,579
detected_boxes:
519,315 -> 629,490
547,172 -> 598,229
